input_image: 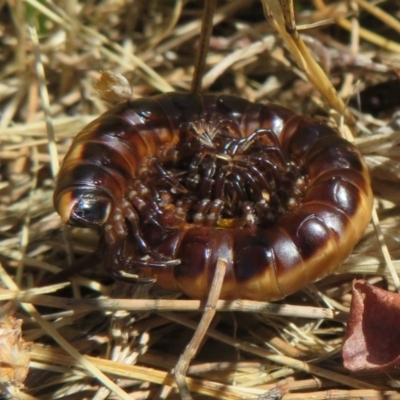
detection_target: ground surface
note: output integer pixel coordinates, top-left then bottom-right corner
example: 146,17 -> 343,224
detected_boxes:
1,1 -> 400,399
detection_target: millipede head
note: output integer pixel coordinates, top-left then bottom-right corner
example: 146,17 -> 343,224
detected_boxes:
54,188 -> 112,228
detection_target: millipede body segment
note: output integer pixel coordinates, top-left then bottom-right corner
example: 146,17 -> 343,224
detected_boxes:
54,93 -> 373,300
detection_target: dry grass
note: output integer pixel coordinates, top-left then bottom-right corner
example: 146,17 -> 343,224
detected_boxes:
1,0 -> 400,398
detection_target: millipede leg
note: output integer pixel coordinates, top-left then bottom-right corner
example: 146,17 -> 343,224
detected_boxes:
185,152 -> 205,189
173,258 -> 227,400
205,199 -> 224,226
233,128 -> 288,168
128,189 -> 164,230
121,200 -> 152,252
133,180 -> 163,214
121,201 -> 171,263
193,198 -> 211,224
150,158 -> 188,194
243,202 -> 258,227
238,161 -> 273,194
239,128 -> 279,150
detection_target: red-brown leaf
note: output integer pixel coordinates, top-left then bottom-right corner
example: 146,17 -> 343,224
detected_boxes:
343,279 -> 400,371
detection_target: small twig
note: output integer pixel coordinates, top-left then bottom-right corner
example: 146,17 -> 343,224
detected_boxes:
28,26 -> 59,179
7,290 -> 346,320
282,389 -> 400,400
191,0 -> 217,93
263,0 -> 357,130
371,206 -> 400,292
279,0 -> 297,34
174,258 -> 227,399
29,25 -> 74,267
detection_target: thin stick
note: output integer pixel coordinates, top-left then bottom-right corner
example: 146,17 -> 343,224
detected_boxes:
263,0 -> 357,129
191,0 -> 217,93
371,207 -> 400,292
279,0 -> 297,34
28,25 -> 75,268
7,291 -> 345,320
28,26 -> 59,179
174,258 -> 227,399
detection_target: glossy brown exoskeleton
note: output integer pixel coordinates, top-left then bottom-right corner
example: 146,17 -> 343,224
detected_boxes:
54,92 -> 373,300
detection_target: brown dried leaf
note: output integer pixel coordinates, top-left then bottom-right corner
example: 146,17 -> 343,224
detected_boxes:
343,279 -> 400,371
0,317 -> 31,387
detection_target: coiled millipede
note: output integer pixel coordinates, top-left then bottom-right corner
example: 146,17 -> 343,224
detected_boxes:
54,92 -> 373,300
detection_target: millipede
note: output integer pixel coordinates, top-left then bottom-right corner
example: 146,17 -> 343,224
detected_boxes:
53,92 -> 373,300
